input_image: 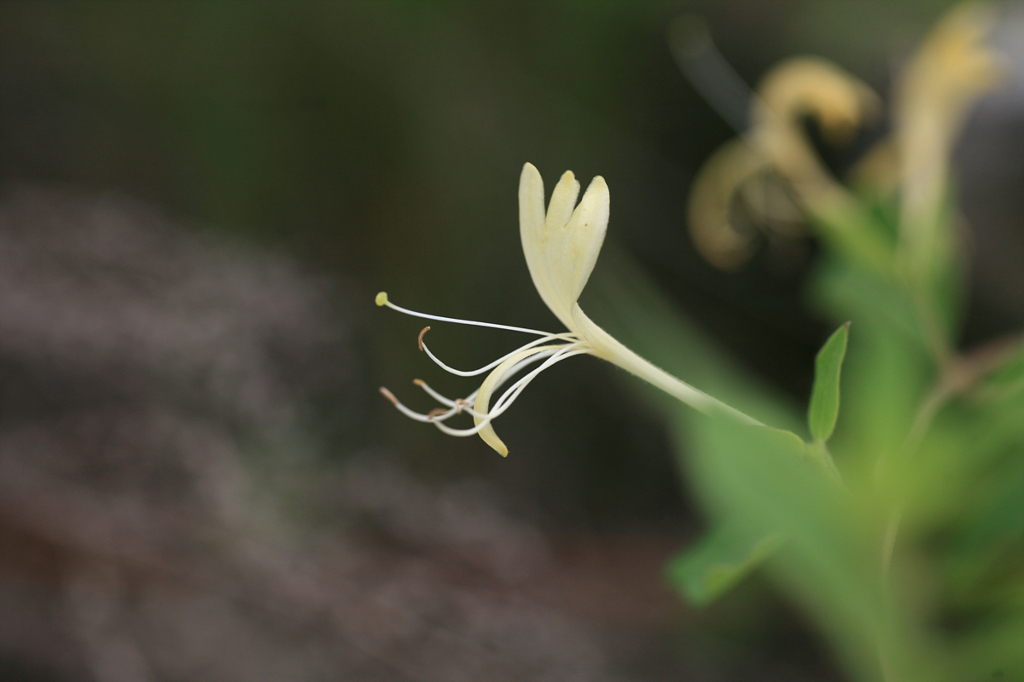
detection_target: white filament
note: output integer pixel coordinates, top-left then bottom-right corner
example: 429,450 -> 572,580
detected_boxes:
378,295 -> 593,438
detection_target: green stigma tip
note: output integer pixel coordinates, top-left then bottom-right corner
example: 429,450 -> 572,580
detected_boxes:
375,291 -> 389,306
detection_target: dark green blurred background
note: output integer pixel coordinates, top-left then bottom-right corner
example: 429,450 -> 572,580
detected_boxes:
6,0 -> 1019,526
5,1 -> 1024,680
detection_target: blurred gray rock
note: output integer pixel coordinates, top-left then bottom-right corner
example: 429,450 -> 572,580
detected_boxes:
0,187 -> 639,682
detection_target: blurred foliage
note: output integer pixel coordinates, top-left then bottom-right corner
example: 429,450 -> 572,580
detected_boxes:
616,3 -> 1023,680
2,1 -> 1022,680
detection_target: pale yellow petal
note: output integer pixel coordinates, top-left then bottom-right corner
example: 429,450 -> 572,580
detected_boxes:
545,170 -> 581,238
520,164 -> 607,330
539,170 -> 581,326
472,344 -> 566,457
751,57 -> 879,203
688,138 -> 769,270
519,163 -> 566,327
563,176 -> 610,305
895,1 -> 1000,261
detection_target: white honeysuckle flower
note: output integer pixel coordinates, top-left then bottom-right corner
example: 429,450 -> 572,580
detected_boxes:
378,162 -> 760,456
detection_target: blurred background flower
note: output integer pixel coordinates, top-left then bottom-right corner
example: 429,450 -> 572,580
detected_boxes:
1,2 -> 1022,681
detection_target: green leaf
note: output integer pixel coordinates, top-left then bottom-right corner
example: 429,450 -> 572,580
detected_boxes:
665,519 -> 782,607
810,259 -> 933,467
808,323 -> 850,442
682,415 -> 900,681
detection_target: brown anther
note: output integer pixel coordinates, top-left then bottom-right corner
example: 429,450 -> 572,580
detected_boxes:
427,408 -> 447,420
417,326 -> 431,351
413,378 -> 427,387
454,398 -> 468,414
379,387 -> 399,405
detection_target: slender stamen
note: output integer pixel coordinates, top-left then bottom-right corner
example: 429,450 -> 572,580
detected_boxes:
668,16 -> 758,136
420,331 -> 577,377
431,419 -> 497,437
376,292 -> 564,337
389,346 -> 587,435
412,347 -> 570,417
430,345 -> 589,437
493,348 -> 567,394
491,346 -> 588,415
379,386 -> 449,423
378,292 -> 627,446
380,388 -> 472,425
413,378 -> 458,407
